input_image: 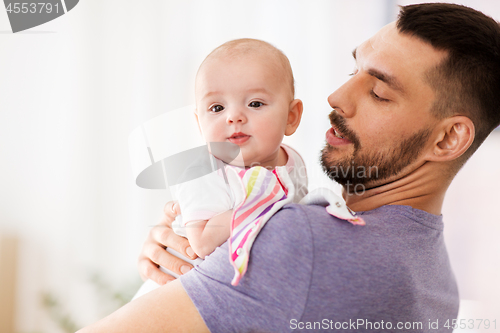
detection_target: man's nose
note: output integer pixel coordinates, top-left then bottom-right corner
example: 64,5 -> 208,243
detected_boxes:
226,107 -> 247,124
327,76 -> 359,118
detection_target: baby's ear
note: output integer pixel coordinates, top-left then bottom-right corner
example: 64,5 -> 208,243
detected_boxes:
285,99 -> 303,136
193,111 -> 204,136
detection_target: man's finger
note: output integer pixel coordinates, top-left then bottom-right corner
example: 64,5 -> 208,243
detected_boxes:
145,244 -> 194,276
138,259 -> 176,285
151,224 -> 198,260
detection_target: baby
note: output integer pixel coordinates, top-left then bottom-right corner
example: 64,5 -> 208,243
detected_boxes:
133,38 -> 308,298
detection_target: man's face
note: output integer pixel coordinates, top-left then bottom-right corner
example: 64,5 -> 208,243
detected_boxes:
321,22 -> 448,188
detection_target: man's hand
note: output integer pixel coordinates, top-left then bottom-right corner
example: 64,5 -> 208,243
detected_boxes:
137,201 -> 198,285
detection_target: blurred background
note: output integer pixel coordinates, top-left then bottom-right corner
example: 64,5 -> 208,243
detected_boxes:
0,0 -> 499,332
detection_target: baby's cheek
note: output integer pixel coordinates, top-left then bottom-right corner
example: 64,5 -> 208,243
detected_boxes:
206,128 -> 223,142
267,123 -> 287,140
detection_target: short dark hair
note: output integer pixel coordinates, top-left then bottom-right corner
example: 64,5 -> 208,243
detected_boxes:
397,3 -> 500,162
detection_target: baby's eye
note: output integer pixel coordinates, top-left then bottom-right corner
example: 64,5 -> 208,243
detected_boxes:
248,101 -> 264,108
210,105 -> 224,113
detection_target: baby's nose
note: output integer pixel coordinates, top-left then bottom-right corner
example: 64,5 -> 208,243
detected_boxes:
226,108 -> 247,124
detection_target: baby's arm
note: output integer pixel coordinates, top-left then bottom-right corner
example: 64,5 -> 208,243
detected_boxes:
185,210 -> 233,259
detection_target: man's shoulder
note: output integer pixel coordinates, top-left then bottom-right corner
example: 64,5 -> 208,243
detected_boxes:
270,202 -> 336,223
257,203 -> 370,262
264,203 -> 447,268
266,203 -> 369,241
260,203 -> 330,244
249,204 -> 318,264
271,203 -> 444,229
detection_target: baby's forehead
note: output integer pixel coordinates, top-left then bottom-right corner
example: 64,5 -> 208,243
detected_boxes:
214,42 -> 275,57
204,44 -> 283,70
199,44 -> 289,78
195,39 -> 295,98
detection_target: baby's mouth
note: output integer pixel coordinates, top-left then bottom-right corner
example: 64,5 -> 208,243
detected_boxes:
228,132 -> 250,145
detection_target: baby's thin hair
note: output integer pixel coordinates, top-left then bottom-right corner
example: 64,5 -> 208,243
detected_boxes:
198,38 -> 295,97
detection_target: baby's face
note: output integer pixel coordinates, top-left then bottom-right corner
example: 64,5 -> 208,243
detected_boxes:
195,52 -> 293,168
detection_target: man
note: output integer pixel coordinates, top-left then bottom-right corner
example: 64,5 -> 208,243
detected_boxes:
79,3 -> 500,332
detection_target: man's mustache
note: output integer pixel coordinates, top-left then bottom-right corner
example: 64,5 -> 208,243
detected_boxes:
328,110 -> 360,148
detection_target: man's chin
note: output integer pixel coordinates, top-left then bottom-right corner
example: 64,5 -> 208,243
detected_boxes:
320,146 -> 381,188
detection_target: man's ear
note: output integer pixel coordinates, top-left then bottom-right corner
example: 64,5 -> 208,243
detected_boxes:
426,116 -> 475,162
285,99 -> 303,136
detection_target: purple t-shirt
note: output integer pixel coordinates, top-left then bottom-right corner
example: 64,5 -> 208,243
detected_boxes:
180,204 -> 459,332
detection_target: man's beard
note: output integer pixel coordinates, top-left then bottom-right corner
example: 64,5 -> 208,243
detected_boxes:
320,111 -> 431,187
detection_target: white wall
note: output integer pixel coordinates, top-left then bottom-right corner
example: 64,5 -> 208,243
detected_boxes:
0,0 -> 499,331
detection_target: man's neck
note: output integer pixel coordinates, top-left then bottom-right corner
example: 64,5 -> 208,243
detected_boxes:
344,162 -> 452,216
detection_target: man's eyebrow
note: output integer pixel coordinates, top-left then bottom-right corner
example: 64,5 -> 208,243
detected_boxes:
367,69 -> 405,94
352,47 -> 405,94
